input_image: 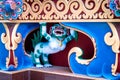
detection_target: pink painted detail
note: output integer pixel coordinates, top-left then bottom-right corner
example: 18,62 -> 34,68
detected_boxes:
7,50 -> 17,67
11,2 -> 16,10
17,8 -> 20,12
6,25 -> 17,68
17,2 -> 20,5
5,13 -> 9,16
115,0 -> 120,8
9,18 -> 12,20
0,8 -> 3,12
6,0 -> 16,10
116,52 -> 120,73
12,13 -> 16,16
0,2 -> 3,5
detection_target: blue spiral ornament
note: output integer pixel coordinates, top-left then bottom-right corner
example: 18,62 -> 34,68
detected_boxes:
109,0 -> 120,17
0,0 -> 23,20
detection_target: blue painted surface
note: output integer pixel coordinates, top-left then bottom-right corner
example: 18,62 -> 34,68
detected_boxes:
62,22 -> 120,79
0,23 -> 39,70
14,23 -> 40,70
0,23 -> 8,70
0,22 -> 119,79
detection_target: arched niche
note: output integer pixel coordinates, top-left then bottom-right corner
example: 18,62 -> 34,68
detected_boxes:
24,23 -> 96,67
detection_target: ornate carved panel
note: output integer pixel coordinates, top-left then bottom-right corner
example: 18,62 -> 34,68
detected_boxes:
0,0 -> 120,22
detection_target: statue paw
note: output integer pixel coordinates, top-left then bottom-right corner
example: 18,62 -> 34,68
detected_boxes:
36,64 -> 44,68
44,64 -> 52,67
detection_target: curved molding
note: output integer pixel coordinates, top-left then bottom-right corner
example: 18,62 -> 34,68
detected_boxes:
1,23 -> 22,68
1,23 -> 10,50
6,50 -> 18,68
105,23 -> 120,53
104,22 -> 120,76
1,23 -> 22,50
19,0 -> 114,20
0,0 -> 120,22
11,23 -> 22,50
62,24 -> 97,65
68,46 -> 96,65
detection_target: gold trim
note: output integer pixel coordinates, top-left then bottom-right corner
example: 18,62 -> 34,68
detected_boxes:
11,23 -> 22,50
19,0 -> 114,20
104,22 -> 120,76
1,23 -> 22,68
1,23 -> 22,50
0,19 -> 120,23
68,40 -> 96,65
60,23 -> 96,65
0,0 -> 120,22
6,51 -> 18,68
1,23 -> 11,50
105,23 -> 120,53
111,53 -> 119,76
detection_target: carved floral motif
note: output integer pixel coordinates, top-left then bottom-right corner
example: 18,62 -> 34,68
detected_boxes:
109,0 -> 120,17
0,0 -> 23,20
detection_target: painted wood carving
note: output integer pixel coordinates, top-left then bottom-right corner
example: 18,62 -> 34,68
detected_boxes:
62,22 -> 120,79
30,23 -> 77,68
0,0 -> 119,22
0,0 -> 119,80
0,0 -> 23,20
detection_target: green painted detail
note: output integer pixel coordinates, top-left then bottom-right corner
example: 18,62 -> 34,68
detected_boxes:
44,33 -> 47,37
44,54 -> 48,57
31,23 -> 77,67
78,49 -> 83,59
46,37 -> 50,40
41,54 -> 49,65
35,53 -> 40,58
30,51 -> 36,64
37,49 -> 40,53
40,44 -> 43,48
41,23 -> 46,26
35,61 -> 41,64
43,61 -> 49,65
74,31 -> 78,41
67,37 -> 70,41
69,36 -> 72,41
31,30 -> 42,48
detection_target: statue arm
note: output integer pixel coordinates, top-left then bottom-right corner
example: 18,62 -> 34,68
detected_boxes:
39,22 -> 51,41
64,29 -> 76,43
64,35 -> 73,44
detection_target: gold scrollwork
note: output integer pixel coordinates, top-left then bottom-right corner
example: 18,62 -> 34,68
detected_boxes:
68,38 -> 96,65
1,23 -> 10,50
60,23 -> 97,65
17,0 -> 114,21
105,23 -> 120,53
104,22 -> 120,76
1,23 -> 22,50
11,24 -> 22,50
1,23 -> 22,68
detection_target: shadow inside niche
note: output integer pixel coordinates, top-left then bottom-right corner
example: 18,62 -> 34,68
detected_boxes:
24,23 -> 95,67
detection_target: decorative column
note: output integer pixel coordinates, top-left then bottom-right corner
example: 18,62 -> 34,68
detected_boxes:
1,23 -> 22,68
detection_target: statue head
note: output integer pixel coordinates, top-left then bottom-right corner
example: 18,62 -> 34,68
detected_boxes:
50,24 -> 68,40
